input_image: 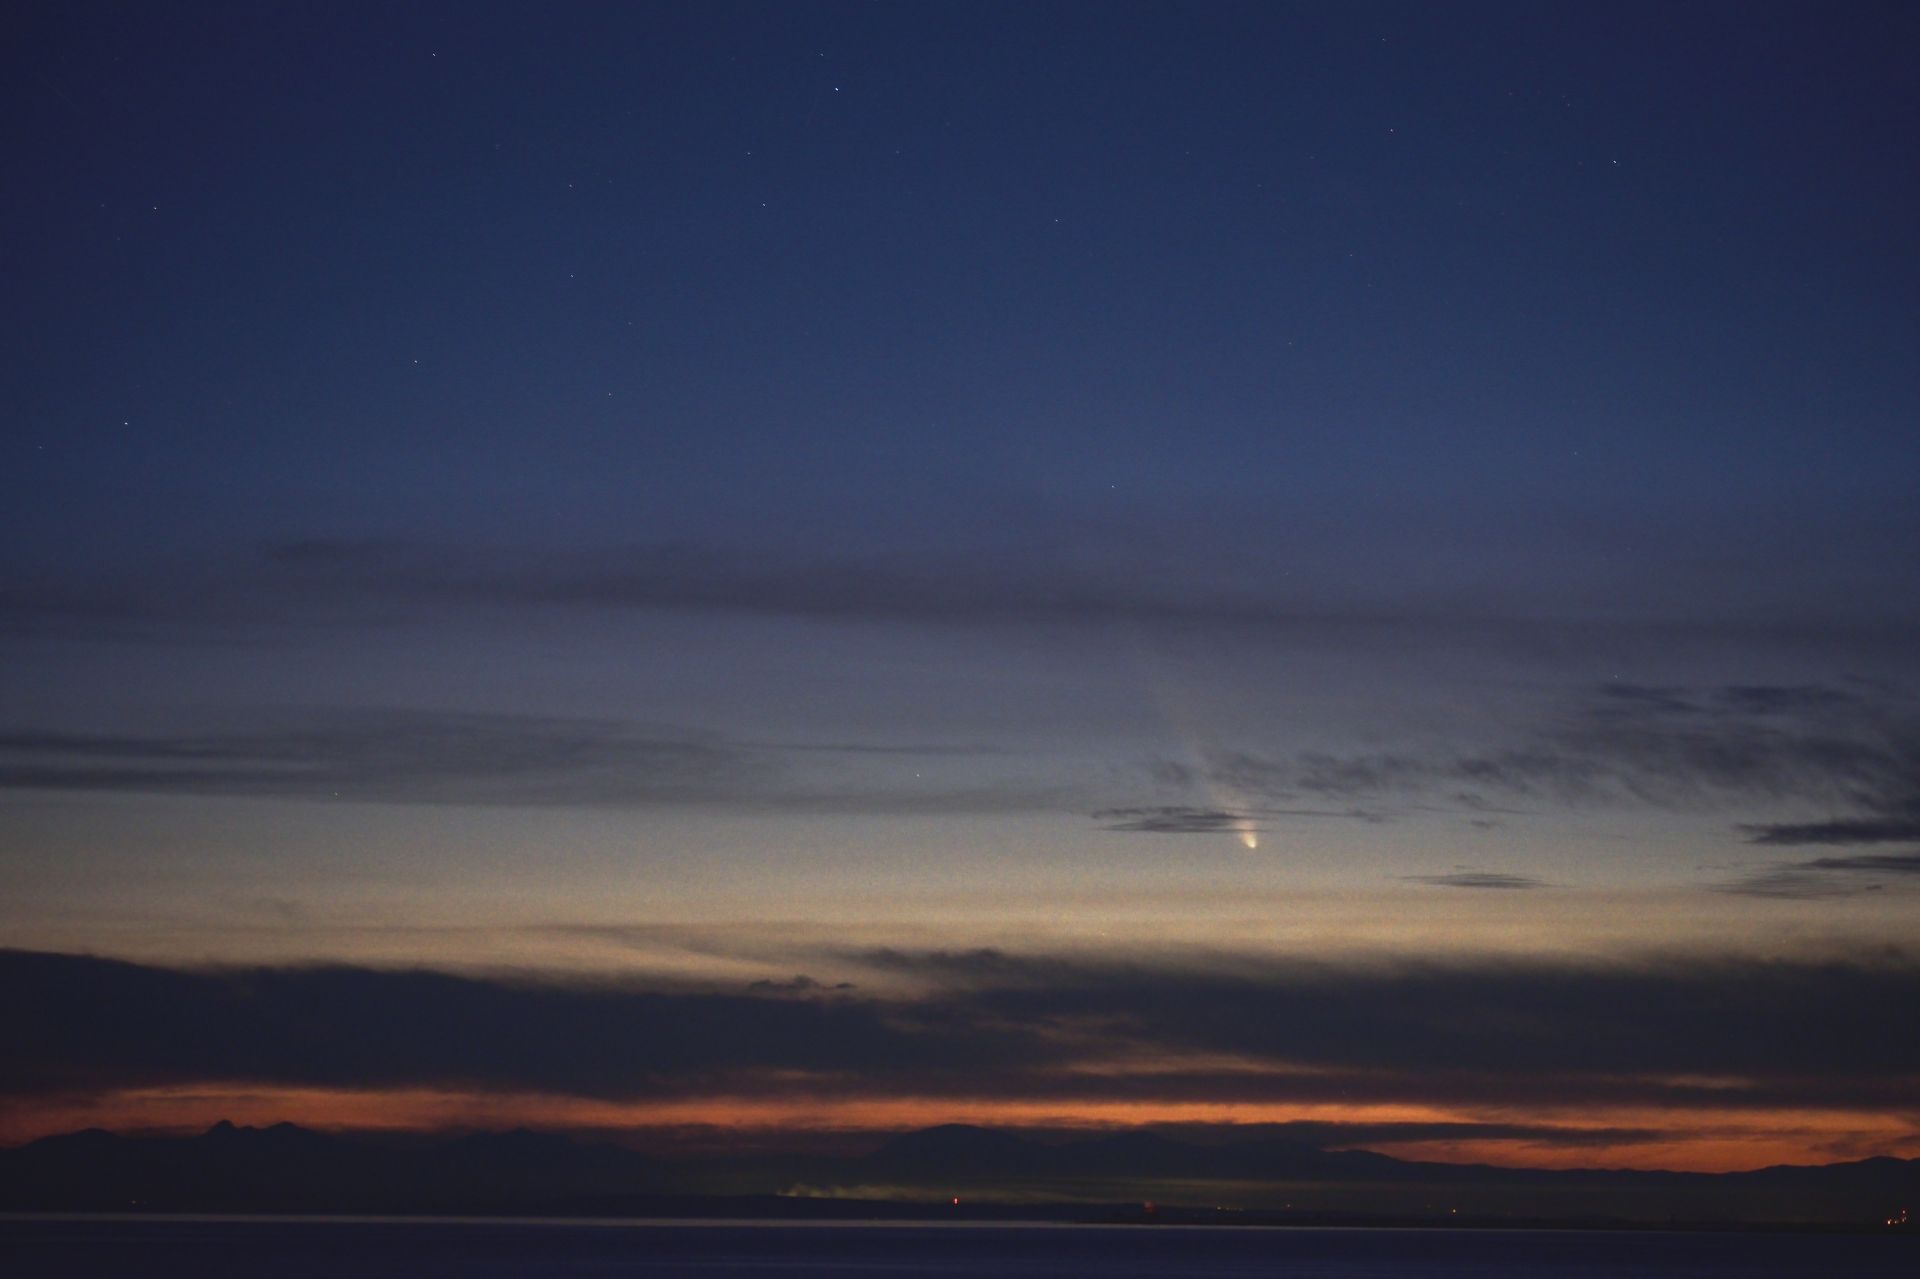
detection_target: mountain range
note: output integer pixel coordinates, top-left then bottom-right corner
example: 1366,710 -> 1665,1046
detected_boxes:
3,1122 -> 1914,1227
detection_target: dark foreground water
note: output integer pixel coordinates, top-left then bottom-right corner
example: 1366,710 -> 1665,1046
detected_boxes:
2,1217 -> 1912,1277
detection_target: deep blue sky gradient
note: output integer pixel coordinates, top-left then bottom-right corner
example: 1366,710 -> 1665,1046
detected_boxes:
8,1 -> 1916,583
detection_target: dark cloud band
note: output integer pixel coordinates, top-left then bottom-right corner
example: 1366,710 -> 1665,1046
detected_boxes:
6,947 -> 1916,1116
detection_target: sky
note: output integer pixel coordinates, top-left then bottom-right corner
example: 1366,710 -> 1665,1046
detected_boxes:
3,1 -> 1918,1174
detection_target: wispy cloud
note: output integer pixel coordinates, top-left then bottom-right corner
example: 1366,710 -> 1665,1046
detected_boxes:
0,539 -> 1425,637
1718,850 -> 1920,899
1401,872 -> 1544,890
1794,852 -> 1920,875
9,537 -> 1920,651
0,715 -> 756,807
0,711 -> 1056,814
1096,806 -> 1250,835
1741,817 -> 1920,846
1093,805 -> 1376,834
1149,682 -> 1920,843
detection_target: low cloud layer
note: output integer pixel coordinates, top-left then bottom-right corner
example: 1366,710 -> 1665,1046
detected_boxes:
1143,1119 -> 1664,1150
6,946 -> 1917,1120
0,950 -> 1043,1100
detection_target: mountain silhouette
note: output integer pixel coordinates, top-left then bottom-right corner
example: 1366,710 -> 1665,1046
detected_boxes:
2,1121 -> 1914,1226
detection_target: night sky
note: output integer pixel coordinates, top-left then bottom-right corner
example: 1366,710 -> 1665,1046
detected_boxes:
4,1 -> 1918,1173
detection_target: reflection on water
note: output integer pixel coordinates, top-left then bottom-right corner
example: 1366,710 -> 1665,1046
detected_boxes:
1,1217 -> 1913,1278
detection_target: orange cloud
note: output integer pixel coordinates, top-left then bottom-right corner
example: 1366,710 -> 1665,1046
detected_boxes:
7,1084 -> 1914,1173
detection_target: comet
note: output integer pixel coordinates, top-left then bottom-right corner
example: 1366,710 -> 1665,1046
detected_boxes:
1129,635 -> 1265,853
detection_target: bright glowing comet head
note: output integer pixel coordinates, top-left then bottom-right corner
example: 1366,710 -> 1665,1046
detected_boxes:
1239,826 -> 1259,851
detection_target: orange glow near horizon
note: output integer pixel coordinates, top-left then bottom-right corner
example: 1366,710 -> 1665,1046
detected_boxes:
7,1083 -> 1915,1174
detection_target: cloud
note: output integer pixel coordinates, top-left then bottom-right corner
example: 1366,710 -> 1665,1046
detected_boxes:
5,947 -> 1918,1116
0,711 -> 1057,814
0,950 -> 1048,1100
1796,852 -> 1920,875
1712,870 -> 1876,901
1718,850 -> 1920,899
1144,1119 -> 1664,1151
0,714 -> 756,807
747,975 -> 855,994
1093,805 -> 1378,834
10,537 -> 1920,653
1401,872 -> 1544,890
1166,681 -> 1920,841
1741,817 -> 1920,846
1096,806 -> 1248,834
864,947 -> 1920,1098
0,539 -> 1398,637
1712,685 -> 1862,715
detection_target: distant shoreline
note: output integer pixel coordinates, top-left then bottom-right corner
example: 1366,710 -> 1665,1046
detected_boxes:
3,1207 -> 1909,1236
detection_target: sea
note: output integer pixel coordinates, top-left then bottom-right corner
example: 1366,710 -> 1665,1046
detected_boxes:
1,1217 -> 1912,1277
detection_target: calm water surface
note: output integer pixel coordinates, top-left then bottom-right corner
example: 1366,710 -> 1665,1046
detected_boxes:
2,1217 -> 1912,1277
